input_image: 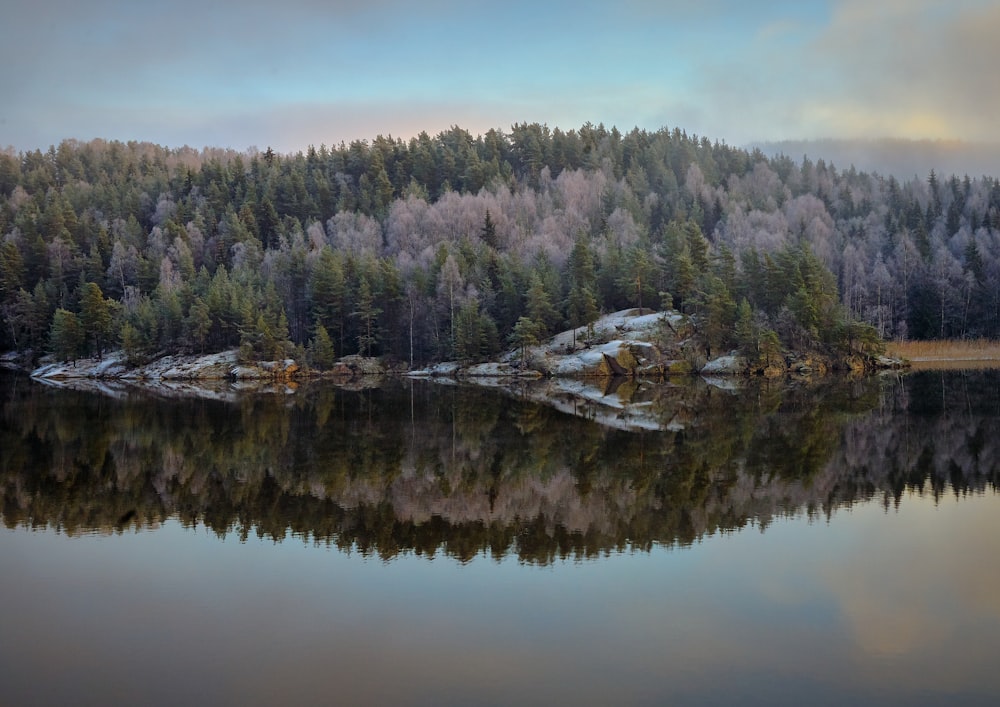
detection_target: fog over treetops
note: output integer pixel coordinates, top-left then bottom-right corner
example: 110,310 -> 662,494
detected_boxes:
753,138 -> 1000,183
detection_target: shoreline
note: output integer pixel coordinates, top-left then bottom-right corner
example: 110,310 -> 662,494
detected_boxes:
5,310 -> 912,385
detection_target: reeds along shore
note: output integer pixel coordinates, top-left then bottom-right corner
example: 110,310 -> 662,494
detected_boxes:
885,339 -> 1000,369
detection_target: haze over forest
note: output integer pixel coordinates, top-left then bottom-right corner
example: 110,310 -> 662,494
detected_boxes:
754,139 -> 1000,183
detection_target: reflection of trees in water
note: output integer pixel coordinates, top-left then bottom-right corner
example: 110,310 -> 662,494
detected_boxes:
828,372 -> 1000,508
2,372 -> 998,563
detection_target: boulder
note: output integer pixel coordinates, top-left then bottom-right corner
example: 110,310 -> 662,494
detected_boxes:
333,355 -> 386,375
700,354 -> 745,375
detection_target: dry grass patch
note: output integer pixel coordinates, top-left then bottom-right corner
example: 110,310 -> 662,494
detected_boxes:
886,339 -> 1000,369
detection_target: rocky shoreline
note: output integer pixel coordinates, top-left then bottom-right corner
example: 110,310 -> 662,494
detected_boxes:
3,309 -> 907,386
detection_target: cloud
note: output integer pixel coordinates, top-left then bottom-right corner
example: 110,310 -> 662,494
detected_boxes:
3,0 -> 998,150
803,0 -> 1000,140
667,0 -> 1000,144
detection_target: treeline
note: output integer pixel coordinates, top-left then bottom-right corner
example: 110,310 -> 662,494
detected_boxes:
2,122 -> 996,366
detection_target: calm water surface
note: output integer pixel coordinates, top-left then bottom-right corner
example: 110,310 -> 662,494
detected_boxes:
2,371 -> 999,706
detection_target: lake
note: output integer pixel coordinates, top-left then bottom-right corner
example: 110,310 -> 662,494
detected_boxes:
2,370 -> 999,706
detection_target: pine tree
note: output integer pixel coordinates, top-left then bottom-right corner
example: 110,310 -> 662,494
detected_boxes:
566,283 -> 599,349
661,222 -> 697,311
525,272 -> 560,336
735,298 -> 757,359
621,245 -> 657,312
568,233 -> 597,293
49,308 -> 83,363
79,282 -> 112,357
759,328 -> 781,367
185,297 -> 212,353
120,321 -> 144,366
509,316 -> 539,366
454,299 -> 483,361
309,324 -> 336,369
481,209 -> 499,249
0,240 -> 24,304
354,276 -> 381,356
697,273 -> 736,358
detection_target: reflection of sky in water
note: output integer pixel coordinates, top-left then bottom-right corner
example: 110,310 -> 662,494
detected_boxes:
3,490 -> 999,705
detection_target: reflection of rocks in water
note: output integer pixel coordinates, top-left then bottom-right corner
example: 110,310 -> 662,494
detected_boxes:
32,374 -> 300,403
2,371 -> 999,563
465,375 -> 743,432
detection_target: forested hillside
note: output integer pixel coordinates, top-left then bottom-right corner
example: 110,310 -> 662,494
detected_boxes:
1,123 -> 997,368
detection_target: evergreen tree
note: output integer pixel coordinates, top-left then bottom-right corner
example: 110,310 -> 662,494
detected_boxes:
120,321 -> 144,365
696,273 -> 736,358
49,308 -> 84,362
481,209 -> 499,249
508,316 -> 539,366
759,328 -> 781,367
568,232 -> 597,293
309,324 -> 337,369
566,283 -> 599,349
661,220 -> 706,310
185,296 -> 212,353
79,282 -> 112,357
0,240 -> 24,304
454,299 -> 485,361
621,245 -> 658,312
734,298 -> 757,359
354,275 -> 381,356
525,271 -> 560,336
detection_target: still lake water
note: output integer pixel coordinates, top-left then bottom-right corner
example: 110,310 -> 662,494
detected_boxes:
2,370 -> 999,706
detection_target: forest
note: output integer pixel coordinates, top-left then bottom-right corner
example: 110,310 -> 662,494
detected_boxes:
1,122 -> 997,369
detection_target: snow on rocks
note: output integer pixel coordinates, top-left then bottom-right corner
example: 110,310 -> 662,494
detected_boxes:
465,361 -> 542,378
32,349 -> 241,381
408,361 -> 461,377
32,351 -> 131,380
407,309 -> 684,380
875,356 -> 907,369
534,309 -> 681,377
699,354 -> 745,375
231,358 -> 298,380
548,340 -> 633,376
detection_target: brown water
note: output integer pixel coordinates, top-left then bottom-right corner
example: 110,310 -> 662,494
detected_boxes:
2,371 -> 999,705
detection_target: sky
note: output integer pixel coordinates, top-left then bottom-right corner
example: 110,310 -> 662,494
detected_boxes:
2,0 -> 999,154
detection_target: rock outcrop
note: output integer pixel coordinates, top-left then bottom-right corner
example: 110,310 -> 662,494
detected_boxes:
14,308 -> 906,386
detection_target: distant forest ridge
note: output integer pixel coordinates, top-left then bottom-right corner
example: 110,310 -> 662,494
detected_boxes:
1,122 -> 998,369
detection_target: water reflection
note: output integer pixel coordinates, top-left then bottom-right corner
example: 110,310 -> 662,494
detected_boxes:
2,371 -> 998,564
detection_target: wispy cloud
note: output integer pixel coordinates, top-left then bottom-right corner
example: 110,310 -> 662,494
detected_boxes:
2,0 -> 996,150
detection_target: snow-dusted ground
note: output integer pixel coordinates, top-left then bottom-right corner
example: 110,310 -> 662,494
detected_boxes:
700,355 -> 742,374
410,309 -> 687,380
10,309 -> 761,430
27,349 -> 302,400
547,339 -> 622,376
543,310 -> 680,355
25,349 -> 302,399
30,350 -> 240,381
32,352 -> 132,380
406,310 -> 757,432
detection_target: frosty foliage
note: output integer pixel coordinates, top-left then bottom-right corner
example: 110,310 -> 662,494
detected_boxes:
5,125 -> 1000,363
